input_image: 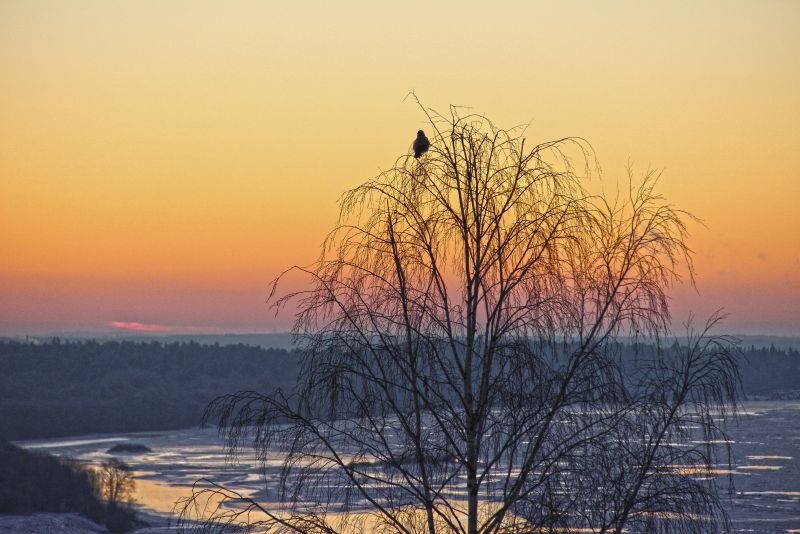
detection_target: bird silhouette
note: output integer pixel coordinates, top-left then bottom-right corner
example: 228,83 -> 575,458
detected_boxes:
413,130 -> 430,158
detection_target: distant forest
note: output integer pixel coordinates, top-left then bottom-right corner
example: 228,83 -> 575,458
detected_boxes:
0,340 -> 297,441
0,339 -> 798,441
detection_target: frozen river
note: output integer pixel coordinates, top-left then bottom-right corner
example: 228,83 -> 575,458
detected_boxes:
18,401 -> 800,533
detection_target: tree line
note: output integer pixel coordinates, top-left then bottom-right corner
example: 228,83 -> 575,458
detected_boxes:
0,338 -> 796,443
0,339 -> 298,441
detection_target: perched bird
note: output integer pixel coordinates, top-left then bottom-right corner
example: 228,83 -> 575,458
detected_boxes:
413,130 -> 430,158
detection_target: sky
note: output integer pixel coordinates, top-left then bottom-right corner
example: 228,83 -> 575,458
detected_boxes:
1,1 -> 798,336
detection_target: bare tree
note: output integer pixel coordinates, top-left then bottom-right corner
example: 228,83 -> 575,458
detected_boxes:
179,101 -> 739,533
96,458 -> 135,510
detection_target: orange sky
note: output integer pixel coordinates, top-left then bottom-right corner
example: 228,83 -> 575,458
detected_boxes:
1,1 -> 798,335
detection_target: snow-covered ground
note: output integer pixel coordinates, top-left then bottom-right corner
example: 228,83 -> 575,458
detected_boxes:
0,511 -> 172,534
0,513 -> 106,533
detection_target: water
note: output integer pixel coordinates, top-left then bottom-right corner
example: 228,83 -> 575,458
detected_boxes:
719,402 -> 800,532
17,401 -> 800,532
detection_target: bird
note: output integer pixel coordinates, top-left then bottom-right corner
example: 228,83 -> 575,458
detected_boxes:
413,130 -> 430,158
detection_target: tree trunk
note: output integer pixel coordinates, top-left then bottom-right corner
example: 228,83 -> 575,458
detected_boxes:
467,431 -> 479,534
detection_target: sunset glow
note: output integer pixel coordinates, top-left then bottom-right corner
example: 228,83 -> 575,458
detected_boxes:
1,1 -> 798,335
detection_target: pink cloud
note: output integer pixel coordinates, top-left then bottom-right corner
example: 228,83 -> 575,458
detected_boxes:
108,321 -> 174,332
107,321 -> 221,333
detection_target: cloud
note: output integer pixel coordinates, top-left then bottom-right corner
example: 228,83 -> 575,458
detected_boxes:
108,321 -> 173,332
107,321 -> 220,333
